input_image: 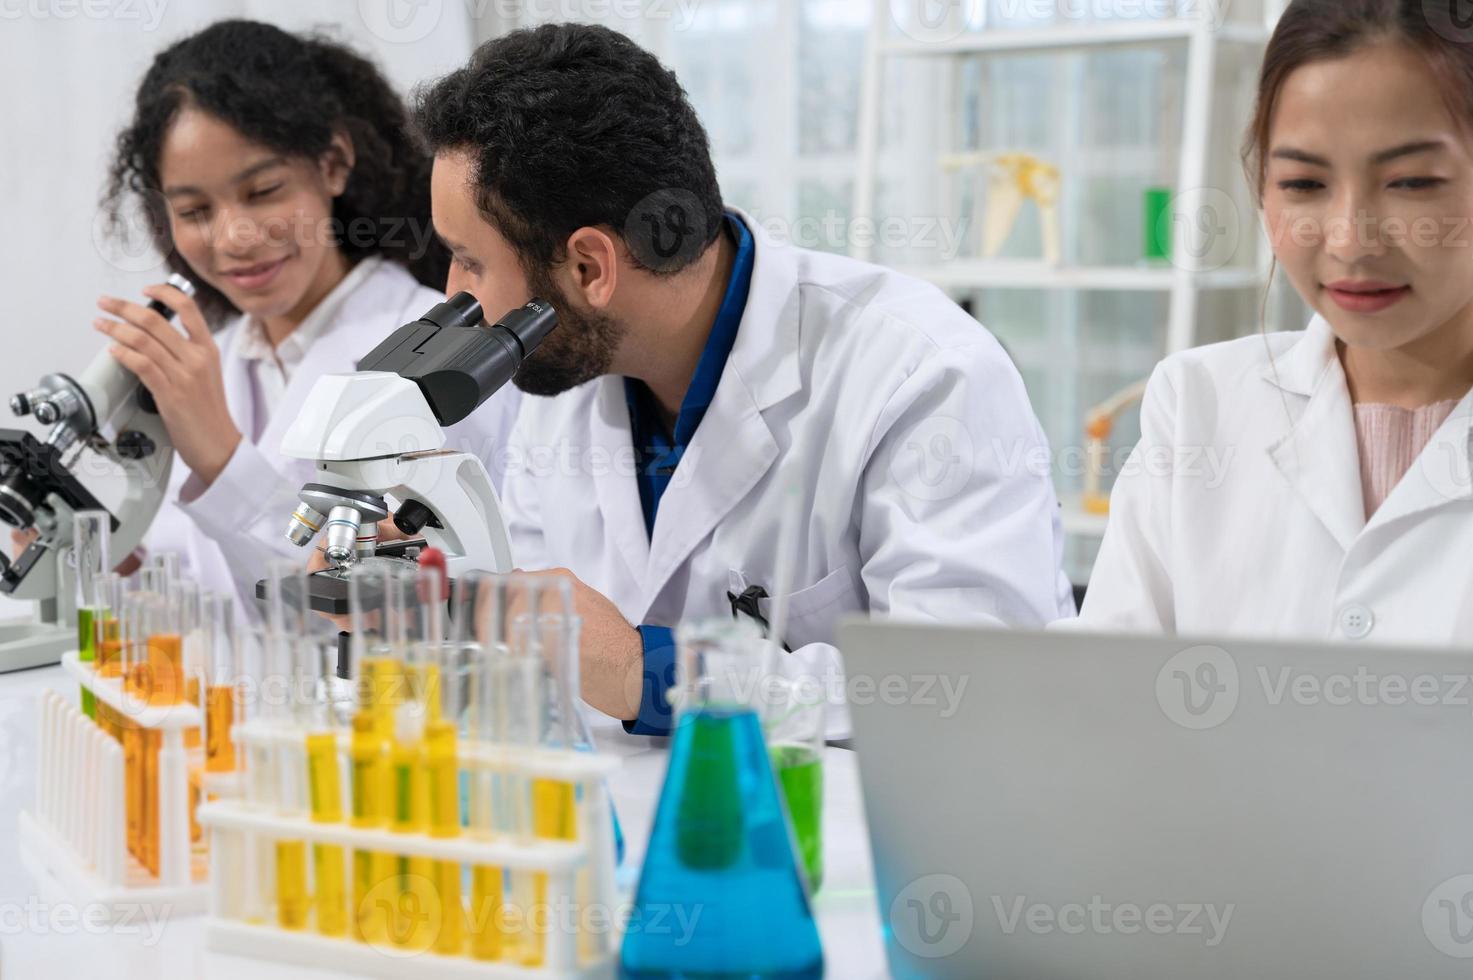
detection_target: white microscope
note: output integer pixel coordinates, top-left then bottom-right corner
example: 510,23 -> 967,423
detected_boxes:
0,275 -> 196,671
276,292 -> 557,615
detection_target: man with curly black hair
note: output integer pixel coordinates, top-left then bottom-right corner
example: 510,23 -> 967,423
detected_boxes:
415,23 -> 1074,735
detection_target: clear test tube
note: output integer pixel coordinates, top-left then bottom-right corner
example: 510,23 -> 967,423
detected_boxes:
266,560 -> 311,931
458,571 -> 508,961
73,510 -> 110,720
199,592 -> 247,917
234,625 -> 275,924
178,581 -> 204,751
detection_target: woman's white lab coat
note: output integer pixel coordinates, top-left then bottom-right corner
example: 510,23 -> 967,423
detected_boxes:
1079,314 -> 1473,644
503,215 -> 1076,734
144,257 -> 521,621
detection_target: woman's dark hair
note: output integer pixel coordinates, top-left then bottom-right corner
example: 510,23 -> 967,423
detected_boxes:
104,19 -> 448,322
413,22 -> 725,278
1243,0 -> 1473,201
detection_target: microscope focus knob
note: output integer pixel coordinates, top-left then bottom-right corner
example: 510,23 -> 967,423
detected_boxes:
393,499 -> 438,536
116,431 -> 156,460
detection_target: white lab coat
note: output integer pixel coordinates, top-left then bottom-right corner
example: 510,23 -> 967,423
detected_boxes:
503,216 -> 1075,735
1079,314 -> 1473,644
144,257 -> 521,622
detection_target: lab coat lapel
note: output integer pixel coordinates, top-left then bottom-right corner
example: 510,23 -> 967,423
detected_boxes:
637,218 -> 802,618
1264,318 -> 1367,552
591,377 -> 652,588
1364,391 -> 1473,532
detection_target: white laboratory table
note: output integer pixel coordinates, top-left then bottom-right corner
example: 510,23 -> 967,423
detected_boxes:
0,661 -> 891,979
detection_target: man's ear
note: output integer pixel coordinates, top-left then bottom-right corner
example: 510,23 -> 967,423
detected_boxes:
564,227 -> 619,310
319,128 -> 356,198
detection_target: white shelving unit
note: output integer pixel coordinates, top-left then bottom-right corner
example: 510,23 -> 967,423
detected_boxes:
850,1 -> 1286,555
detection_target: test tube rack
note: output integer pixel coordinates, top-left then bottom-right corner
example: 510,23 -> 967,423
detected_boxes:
17,651 -> 211,921
198,718 -> 623,979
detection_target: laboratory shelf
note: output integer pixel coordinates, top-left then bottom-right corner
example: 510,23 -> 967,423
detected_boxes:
880,19 -> 1269,57
898,260 -> 1264,293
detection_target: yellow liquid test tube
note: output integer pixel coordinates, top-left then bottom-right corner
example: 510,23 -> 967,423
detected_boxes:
307,731 -> 348,936
276,838 -> 309,929
523,778 -> 578,967
349,710 -> 391,945
388,726 -> 433,951
425,717 -> 465,956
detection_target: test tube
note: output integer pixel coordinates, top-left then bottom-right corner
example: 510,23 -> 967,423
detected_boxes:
459,572 -> 508,961
347,563 -> 396,946
234,625 -> 275,924
416,564 -> 465,956
93,573 -> 127,741
144,559 -> 185,706
73,510 -> 110,719
266,560 -> 310,931
504,577 -> 546,966
179,582 -> 205,751
200,593 -> 238,776
304,635 -> 347,937
387,565 -> 435,952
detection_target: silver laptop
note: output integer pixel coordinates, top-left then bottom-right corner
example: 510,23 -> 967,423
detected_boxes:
839,621 -> 1473,980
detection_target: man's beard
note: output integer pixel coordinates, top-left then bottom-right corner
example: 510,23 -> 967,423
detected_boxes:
512,267 -> 623,397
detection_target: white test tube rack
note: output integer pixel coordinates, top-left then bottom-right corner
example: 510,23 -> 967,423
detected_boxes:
198,718 -> 624,980
17,651 -> 210,920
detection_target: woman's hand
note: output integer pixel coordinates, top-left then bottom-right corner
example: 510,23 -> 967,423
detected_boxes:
95,282 -> 242,488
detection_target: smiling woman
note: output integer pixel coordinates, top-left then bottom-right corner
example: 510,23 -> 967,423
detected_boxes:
1076,0 -> 1473,644
87,19 -> 521,623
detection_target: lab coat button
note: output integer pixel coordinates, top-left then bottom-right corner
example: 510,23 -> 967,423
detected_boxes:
1338,605 -> 1374,639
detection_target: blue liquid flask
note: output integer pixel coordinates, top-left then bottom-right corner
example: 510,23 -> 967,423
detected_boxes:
621,620 -> 823,979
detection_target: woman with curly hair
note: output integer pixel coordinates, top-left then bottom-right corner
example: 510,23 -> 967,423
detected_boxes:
95,19 -> 520,616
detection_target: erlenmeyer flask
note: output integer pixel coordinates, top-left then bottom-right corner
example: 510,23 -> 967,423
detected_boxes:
620,617 -> 824,979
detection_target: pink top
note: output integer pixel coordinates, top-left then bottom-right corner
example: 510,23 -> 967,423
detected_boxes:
1352,399 -> 1460,519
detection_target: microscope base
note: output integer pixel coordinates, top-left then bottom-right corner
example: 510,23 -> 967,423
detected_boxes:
0,619 -> 69,673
